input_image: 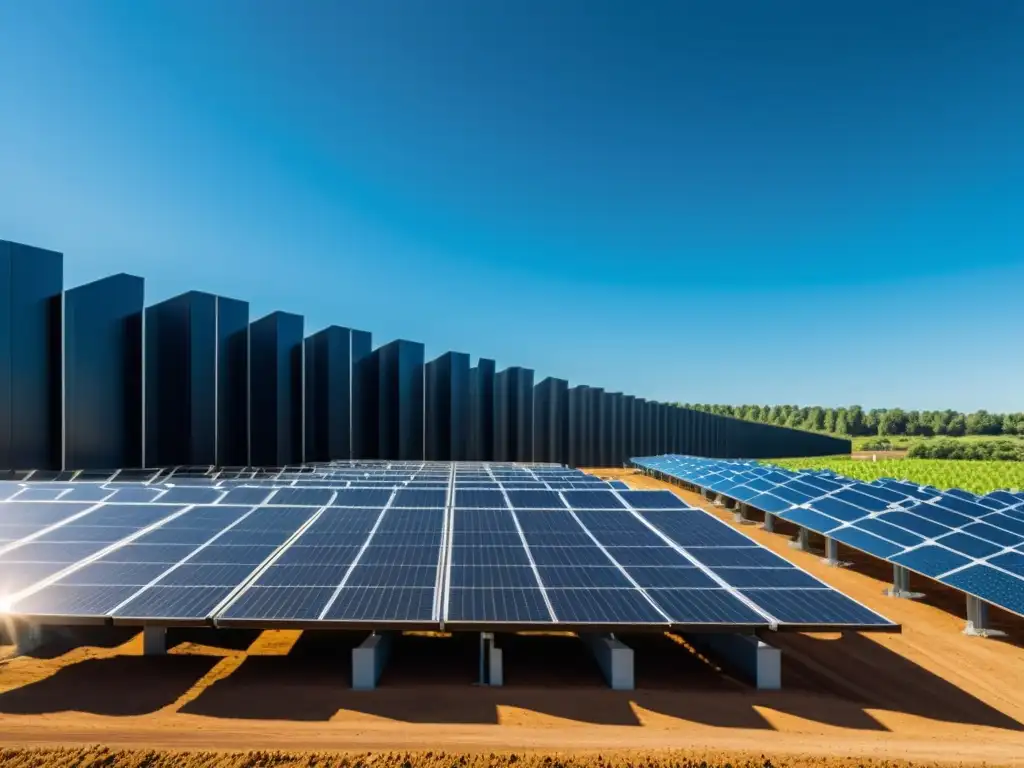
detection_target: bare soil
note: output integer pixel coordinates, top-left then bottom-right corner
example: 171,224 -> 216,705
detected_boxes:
0,469 -> 1021,766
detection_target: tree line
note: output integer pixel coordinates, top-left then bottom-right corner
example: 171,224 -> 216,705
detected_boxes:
679,404 -> 1024,438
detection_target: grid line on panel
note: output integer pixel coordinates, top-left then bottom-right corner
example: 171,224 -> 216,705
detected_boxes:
0,501 -> 110,558
556,491 -> 672,622
437,462 -> 456,623
6,504 -> 199,608
316,487 -> 400,620
106,502 -> 272,616
608,488 -> 779,628
492,464 -> 558,622
209,493 -> 340,621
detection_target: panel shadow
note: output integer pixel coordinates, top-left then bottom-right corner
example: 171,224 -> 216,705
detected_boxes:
0,655 -> 220,715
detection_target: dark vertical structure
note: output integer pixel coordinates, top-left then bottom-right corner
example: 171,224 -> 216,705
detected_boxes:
621,395 -> 635,461
249,311 -> 303,467
304,326 -> 369,462
64,274 -> 144,470
607,392 -> 623,465
426,351 -> 470,461
533,377 -> 568,465
347,330 -> 374,460
567,385 -> 584,468
145,291 -> 249,467
377,339 -> 425,461
217,297 -> 249,466
494,367 -> 534,462
468,358 -> 496,462
0,241 -> 63,470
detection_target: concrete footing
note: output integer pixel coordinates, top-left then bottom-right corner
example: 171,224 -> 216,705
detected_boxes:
763,513 -> 775,533
687,633 -> 782,690
886,565 -> 924,599
965,595 -> 1006,638
352,632 -> 392,690
582,634 -> 634,690
789,527 -> 810,551
143,626 -> 167,656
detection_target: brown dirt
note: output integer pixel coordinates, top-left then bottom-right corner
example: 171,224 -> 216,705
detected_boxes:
851,451 -> 908,460
0,470 -> 1022,765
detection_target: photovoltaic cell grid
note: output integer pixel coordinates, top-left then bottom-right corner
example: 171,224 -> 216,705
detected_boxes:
634,455 -> 1024,618
0,462 -> 895,631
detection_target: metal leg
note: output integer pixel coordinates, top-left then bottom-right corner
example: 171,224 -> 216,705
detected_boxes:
789,527 -> 810,551
821,537 -> 848,567
885,565 -> 923,599
964,595 -> 1006,638
763,513 -> 775,533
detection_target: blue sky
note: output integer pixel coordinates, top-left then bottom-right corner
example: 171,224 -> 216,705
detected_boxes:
1,1 -> 1021,412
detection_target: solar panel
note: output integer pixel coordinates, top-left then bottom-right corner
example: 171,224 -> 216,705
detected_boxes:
0,461 -> 896,632
635,454 -> 1024,621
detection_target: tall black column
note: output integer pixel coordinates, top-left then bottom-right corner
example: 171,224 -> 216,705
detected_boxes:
217,297 -> 249,467
249,311 -> 304,467
305,325 -> 371,462
468,358 -> 495,461
426,350 -> 470,461
378,339 -> 425,460
145,291 -> 250,468
621,395 -> 635,462
64,274 -> 144,469
533,377 -> 568,465
0,240 -> 63,470
568,385 -> 585,468
494,366 -> 534,463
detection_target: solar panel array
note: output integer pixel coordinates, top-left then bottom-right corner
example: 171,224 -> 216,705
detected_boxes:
0,462 -> 895,632
634,455 -> 1024,618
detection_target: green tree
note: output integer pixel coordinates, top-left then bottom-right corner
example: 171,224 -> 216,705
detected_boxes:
966,410 -> 1001,435
846,406 -> 865,436
824,408 -> 837,433
947,413 -> 967,436
879,408 -> 908,436
835,410 -> 849,435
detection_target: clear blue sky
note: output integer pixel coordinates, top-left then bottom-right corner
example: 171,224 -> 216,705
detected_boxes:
1,1 -> 1021,412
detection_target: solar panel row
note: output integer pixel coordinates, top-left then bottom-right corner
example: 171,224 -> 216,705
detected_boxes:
634,455 -> 1024,618
0,462 -> 895,632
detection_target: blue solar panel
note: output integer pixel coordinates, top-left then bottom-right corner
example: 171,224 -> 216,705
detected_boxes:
634,454 -> 1024,620
943,566 -> 1024,616
739,588 -> 891,626
446,587 -> 550,622
645,589 -> 765,625
890,545 -> 972,577
1,461 -> 899,630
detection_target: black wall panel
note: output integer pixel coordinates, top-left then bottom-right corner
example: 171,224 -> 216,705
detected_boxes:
249,311 -> 304,467
145,291 -> 249,468
469,358 -> 495,462
621,395 -> 635,461
304,325 -> 368,463
0,241 -> 63,470
426,351 -> 470,461
217,297 -> 249,467
0,236 -> 857,470
378,339 -> 425,460
494,366 -> 534,463
64,273 -> 144,470
567,385 -> 584,468
608,392 -> 622,466
533,377 -> 568,465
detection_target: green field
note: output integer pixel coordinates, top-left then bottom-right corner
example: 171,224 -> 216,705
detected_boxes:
850,434 -> 1024,451
769,456 -> 1024,494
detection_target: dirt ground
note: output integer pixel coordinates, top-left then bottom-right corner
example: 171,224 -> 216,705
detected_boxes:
0,468 -> 1022,765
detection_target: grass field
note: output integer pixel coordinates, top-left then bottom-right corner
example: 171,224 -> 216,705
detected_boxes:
850,434 -> 1024,451
769,456 -> 1024,494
